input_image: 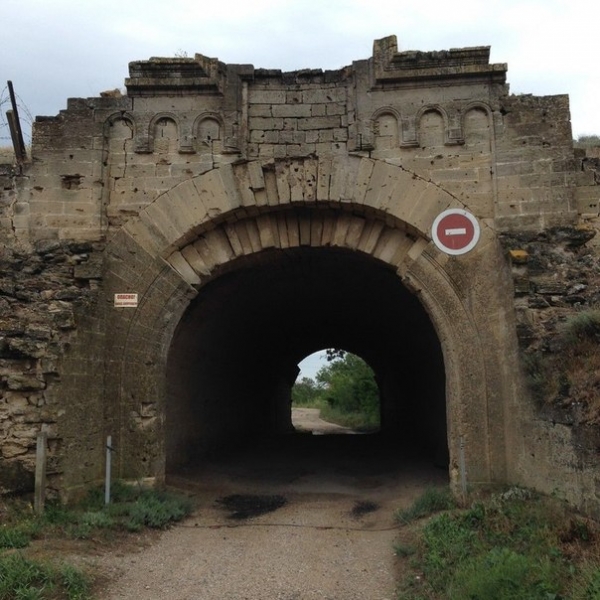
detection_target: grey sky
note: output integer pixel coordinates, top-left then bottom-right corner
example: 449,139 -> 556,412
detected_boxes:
1,0 -> 599,144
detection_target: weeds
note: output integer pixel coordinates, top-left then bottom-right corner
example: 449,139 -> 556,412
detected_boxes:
0,526 -> 33,549
0,482 -> 193,599
1,483 -> 192,544
393,543 -> 416,557
121,490 -> 192,531
560,308 -> 600,345
0,553 -> 89,600
395,487 -> 600,599
395,487 -> 456,524
318,404 -> 380,431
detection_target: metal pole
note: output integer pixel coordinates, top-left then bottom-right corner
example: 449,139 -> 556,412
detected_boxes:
105,435 -> 112,505
34,431 -> 47,514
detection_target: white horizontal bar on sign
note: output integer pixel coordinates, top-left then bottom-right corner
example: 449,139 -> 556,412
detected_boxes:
445,228 -> 467,236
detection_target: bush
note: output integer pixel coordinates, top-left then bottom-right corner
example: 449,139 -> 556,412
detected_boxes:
561,309 -> 600,345
122,491 -> 192,531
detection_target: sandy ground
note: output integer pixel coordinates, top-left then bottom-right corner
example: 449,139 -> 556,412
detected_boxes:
91,409 -> 447,600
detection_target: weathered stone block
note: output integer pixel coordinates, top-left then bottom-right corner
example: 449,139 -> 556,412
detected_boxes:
297,116 -> 341,131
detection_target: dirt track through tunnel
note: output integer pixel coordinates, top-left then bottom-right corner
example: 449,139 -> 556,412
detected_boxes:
95,410 -> 448,599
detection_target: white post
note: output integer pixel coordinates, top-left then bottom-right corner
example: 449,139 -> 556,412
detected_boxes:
105,435 -> 112,505
34,431 -> 48,514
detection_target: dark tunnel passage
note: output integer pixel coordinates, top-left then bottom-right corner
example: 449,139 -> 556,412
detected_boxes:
165,246 -> 447,476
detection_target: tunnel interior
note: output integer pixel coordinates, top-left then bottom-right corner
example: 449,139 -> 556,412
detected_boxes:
166,245 -> 447,474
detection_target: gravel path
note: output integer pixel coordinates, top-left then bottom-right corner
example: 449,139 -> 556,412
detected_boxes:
93,409 -> 446,600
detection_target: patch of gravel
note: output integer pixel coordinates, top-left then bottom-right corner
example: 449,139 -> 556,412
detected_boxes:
94,496 -> 399,600
92,409 -> 446,599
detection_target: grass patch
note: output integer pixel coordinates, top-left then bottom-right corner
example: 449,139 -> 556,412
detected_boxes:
1,482 -> 193,542
80,481 -> 194,533
0,482 -> 193,599
0,553 -> 89,600
394,543 -> 416,557
395,487 -> 456,524
395,487 -> 600,599
317,404 -> 380,431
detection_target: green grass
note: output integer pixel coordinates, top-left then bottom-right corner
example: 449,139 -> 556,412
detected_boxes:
0,553 -> 89,600
1,482 -> 193,545
0,482 -> 193,599
317,403 -> 380,431
395,487 -> 600,599
395,487 -> 456,524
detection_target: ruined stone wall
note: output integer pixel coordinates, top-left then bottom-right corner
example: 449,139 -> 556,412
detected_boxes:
1,36 -> 599,508
0,233 -> 102,493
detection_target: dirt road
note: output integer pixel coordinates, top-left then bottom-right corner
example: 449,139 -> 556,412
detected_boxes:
93,409 -> 447,599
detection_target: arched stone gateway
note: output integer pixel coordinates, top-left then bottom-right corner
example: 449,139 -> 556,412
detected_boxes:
1,37 -> 598,512
100,156 -> 517,492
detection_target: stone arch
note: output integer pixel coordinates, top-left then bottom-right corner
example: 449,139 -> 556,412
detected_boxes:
148,113 -> 180,153
103,156 -> 515,491
417,106 -> 447,148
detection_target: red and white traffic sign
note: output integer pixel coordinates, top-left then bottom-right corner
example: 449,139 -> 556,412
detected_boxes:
431,209 -> 480,256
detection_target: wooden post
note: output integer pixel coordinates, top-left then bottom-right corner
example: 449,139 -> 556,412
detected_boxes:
34,431 -> 47,514
105,435 -> 112,505
459,435 -> 467,501
6,81 -> 27,163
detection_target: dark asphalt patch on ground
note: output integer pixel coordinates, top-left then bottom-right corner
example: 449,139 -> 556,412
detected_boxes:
351,500 -> 379,518
216,494 -> 288,520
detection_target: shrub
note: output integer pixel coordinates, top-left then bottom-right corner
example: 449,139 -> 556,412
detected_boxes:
560,309 -> 600,345
120,490 -> 193,531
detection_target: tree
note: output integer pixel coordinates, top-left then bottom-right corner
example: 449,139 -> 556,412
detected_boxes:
316,353 -> 380,425
291,376 -> 322,407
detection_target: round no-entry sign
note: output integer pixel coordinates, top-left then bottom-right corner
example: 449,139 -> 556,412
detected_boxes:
431,209 -> 480,256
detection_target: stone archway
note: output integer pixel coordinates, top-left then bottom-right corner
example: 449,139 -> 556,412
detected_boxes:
101,156 -> 518,492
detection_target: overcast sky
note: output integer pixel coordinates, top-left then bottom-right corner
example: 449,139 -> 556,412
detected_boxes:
1,0 -> 599,145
